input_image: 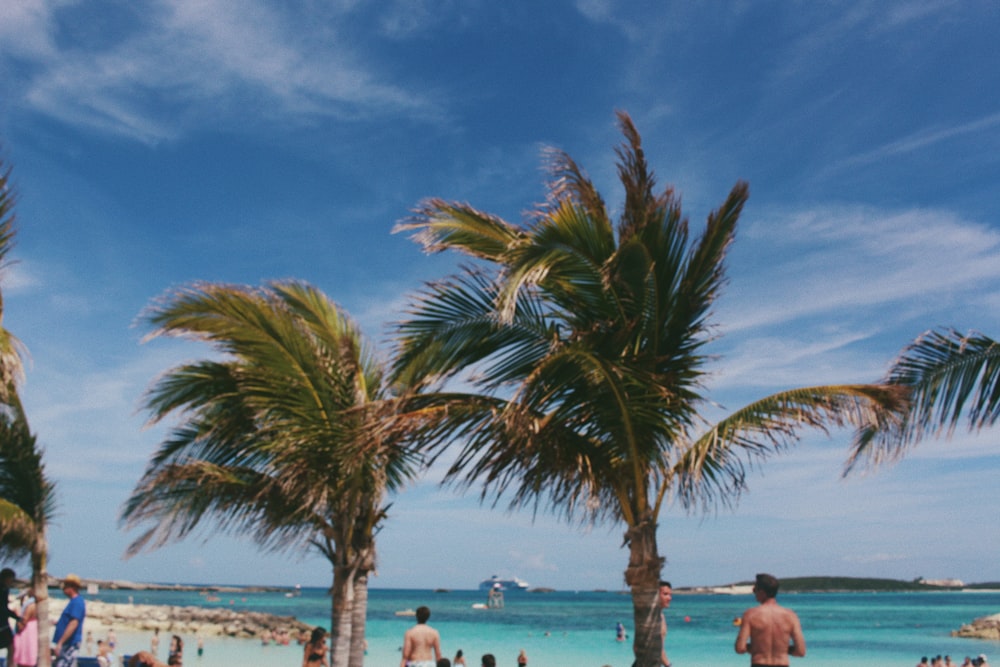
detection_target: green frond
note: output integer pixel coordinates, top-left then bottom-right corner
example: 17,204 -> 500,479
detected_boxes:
0,398 -> 57,560
500,201 -> 615,323
128,280 -> 417,572
678,384 -> 908,510
846,328 -> 999,472
394,199 -> 524,260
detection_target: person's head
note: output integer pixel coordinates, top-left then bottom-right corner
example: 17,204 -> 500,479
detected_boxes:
753,573 -> 779,600
171,635 -> 183,650
481,654 -> 496,667
62,573 -> 82,596
456,650 -> 464,659
658,580 -> 672,609
437,659 -> 452,667
0,567 -> 14,586
416,605 -> 431,624
310,626 -> 327,645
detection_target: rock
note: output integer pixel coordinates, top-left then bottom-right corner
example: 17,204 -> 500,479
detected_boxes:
952,613 -> 1000,640
47,599 -> 311,638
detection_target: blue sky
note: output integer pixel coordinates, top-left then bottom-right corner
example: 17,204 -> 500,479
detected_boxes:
1,1 -> 998,591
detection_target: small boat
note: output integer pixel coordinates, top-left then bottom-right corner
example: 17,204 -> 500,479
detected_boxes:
478,575 -> 530,592
394,609 -> 416,616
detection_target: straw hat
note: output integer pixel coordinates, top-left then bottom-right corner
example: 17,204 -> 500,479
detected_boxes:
62,573 -> 82,590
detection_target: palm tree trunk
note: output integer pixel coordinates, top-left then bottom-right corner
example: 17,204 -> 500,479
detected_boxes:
347,569 -> 369,667
329,562 -> 355,667
32,530 -> 50,667
624,516 -> 664,667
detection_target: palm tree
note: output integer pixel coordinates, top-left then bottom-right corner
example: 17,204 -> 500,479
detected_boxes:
392,111 -> 908,667
121,280 -> 419,667
846,327 -> 999,471
0,158 -> 56,667
0,396 -> 56,667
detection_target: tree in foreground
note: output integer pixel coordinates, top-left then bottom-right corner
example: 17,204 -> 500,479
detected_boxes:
392,111 -> 908,667
122,281 -> 418,667
846,328 -> 999,471
0,159 -> 56,667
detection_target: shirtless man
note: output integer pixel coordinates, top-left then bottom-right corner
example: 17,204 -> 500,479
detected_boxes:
659,580 -> 673,667
735,573 -> 805,666
401,606 -> 442,667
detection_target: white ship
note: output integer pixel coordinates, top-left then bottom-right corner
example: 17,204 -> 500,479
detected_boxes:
478,575 -> 530,592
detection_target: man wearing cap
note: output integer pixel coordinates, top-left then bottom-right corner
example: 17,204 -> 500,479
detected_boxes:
52,574 -> 86,667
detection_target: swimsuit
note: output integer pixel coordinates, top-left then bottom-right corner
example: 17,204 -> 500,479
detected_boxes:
407,661 -> 437,667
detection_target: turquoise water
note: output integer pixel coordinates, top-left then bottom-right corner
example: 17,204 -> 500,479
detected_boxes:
89,587 -> 1000,666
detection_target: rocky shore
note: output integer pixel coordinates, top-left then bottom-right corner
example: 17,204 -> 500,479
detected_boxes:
952,613 -> 1000,640
47,598 -> 312,639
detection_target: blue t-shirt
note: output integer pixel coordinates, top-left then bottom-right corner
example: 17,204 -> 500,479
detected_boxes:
54,595 -> 86,646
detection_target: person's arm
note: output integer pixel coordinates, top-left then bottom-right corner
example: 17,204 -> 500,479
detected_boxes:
789,612 -> 806,657
433,632 -> 442,661
400,632 -> 412,667
734,613 -> 751,654
54,618 -> 79,655
660,613 -> 670,666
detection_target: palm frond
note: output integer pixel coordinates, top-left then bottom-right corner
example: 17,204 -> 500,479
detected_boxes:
677,384 -> 907,510
395,200 -> 524,260
846,328 -> 999,472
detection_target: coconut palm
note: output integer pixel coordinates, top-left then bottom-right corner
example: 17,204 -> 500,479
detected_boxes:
0,159 -> 55,667
846,328 -> 999,471
0,396 -> 56,667
121,280 -> 418,667
392,111 -> 908,667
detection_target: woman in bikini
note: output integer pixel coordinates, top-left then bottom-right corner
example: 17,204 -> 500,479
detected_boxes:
303,627 -> 329,667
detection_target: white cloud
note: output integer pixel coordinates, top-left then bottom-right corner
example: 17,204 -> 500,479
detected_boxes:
8,0 -> 438,144
829,112 -> 1000,172
0,0 -> 59,60
724,205 -> 1000,333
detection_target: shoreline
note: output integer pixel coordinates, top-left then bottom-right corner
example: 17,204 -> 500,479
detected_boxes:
46,598 -> 312,638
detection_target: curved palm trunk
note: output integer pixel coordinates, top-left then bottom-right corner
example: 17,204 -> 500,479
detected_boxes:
624,516 -> 664,667
32,530 -> 51,667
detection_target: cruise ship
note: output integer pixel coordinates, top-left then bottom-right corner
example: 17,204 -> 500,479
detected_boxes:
478,575 -> 530,592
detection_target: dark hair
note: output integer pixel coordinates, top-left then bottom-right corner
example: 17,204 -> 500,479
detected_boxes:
310,627 -> 327,644
481,654 -> 496,667
456,650 -> 464,659
659,580 -> 672,588
754,573 -> 780,598
437,659 -> 452,667
416,606 -> 431,623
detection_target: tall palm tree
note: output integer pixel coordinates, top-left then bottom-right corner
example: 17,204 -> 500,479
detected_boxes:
846,327 -> 999,471
392,111 -> 908,667
0,157 -> 55,667
121,280 -> 418,667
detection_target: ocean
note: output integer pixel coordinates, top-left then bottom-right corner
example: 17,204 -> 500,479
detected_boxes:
85,587 -> 1000,666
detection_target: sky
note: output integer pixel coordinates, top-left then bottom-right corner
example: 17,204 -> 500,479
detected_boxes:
1,0 -> 998,592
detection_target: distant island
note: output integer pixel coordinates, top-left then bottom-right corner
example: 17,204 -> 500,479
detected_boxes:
681,576 -> 1000,594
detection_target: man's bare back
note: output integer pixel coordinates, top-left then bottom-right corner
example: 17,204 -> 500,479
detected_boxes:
401,606 -> 441,667
735,575 -> 805,666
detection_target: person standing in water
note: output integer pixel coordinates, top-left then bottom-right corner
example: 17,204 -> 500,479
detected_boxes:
734,573 -> 806,666
401,606 -> 442,667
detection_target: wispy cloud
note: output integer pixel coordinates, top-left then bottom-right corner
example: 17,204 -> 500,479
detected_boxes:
6,0 -> 439,144
722,204 -> 1000,333
829,112 -> 1000,172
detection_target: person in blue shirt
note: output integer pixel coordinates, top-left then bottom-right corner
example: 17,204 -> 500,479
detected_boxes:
52,573 -> 86,667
